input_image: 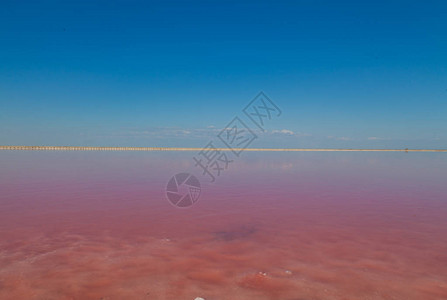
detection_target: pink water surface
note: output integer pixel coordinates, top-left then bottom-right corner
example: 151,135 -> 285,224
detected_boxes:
0,151 -> 446,299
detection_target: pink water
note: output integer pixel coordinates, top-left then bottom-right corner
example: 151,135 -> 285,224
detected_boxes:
1,151 -> 446,299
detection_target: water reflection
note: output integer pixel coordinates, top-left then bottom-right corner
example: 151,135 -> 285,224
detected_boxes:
0,151 -> 446,299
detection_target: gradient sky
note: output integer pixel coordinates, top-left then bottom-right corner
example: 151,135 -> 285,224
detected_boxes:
0,0 -> 446,148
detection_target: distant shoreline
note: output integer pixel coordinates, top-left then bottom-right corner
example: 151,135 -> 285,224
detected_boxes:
0,146 -> 446,152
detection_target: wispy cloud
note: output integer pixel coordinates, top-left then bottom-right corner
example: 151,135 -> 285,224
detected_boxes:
327,136 -> 353,141
269,129 -> 312,137
367,137 -> 391,141
105,127 -> 312,140
271,129 -> 295,135
102,127 -> 222,139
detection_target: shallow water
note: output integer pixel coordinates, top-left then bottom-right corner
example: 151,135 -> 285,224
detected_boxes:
0,151 -> 446,299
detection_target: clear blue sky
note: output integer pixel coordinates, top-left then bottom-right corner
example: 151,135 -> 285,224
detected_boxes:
1,0 -> 446,148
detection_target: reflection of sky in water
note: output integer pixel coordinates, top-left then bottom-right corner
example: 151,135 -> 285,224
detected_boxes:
0,151 -> 446,299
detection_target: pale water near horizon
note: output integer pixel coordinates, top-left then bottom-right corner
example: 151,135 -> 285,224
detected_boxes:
0,151 -> 446,299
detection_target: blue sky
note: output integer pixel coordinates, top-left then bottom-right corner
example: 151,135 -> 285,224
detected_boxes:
0,0 -> 446,148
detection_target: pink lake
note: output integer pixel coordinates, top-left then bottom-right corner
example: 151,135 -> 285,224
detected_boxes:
0,151 -> 446,299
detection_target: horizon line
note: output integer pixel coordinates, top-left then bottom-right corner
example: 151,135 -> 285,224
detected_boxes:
0,146 -> 446,152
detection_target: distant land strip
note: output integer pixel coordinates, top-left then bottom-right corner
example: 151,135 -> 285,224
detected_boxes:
0,146 -> 446,152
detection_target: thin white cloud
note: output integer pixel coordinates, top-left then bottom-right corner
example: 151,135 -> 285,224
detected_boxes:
106,127 -> 221,139
269,129 -> 311,137
367,137 -> 392,141
105,126 -> 313,140
327,136 -> 353,141
272,129 -> 295,135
